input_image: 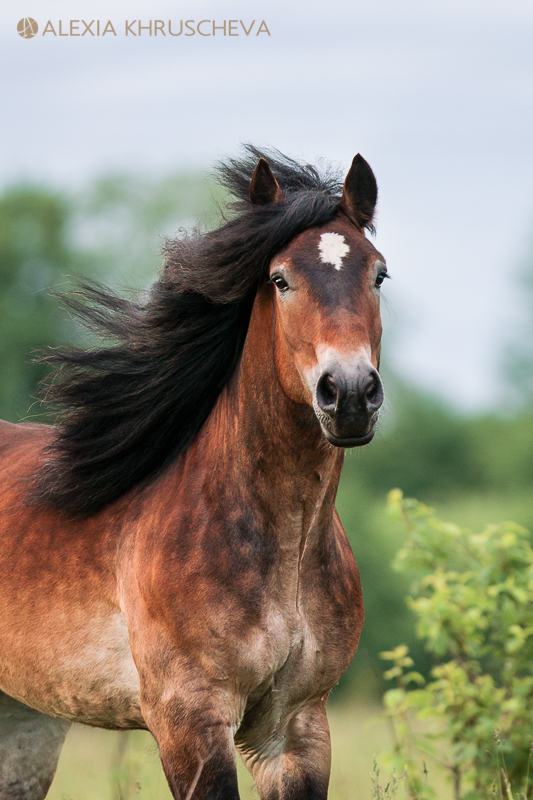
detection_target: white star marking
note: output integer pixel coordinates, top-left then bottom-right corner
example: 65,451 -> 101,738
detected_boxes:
318,232 -> 350,271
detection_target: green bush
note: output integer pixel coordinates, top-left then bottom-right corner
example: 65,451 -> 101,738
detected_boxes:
379,490 -> 533,800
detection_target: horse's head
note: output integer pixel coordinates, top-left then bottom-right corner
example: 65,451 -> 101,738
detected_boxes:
251,155 -> 386,447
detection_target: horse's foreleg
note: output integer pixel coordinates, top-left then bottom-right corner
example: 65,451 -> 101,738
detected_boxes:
237,698 -> 331,800
0,692 -> 71,800
140,678 -> 241,800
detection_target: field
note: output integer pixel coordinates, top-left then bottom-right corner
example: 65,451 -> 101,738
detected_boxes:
48,703 -> 453,800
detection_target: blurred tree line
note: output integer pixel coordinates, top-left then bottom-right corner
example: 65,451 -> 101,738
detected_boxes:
0,175 -> 531,697
0,187 -> 78,421
0,173 -> 222,420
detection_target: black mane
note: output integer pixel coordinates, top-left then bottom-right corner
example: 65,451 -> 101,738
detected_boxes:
33,146 -> 347,517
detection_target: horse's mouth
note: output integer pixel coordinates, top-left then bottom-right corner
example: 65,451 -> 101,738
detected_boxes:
313,399 -> 379,447
322,425 -> 376,448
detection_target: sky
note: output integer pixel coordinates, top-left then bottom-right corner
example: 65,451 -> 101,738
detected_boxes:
2,0 -> 533,410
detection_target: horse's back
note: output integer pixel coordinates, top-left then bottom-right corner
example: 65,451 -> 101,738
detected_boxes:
0,418 -> 51,442
0,419 -> 51,472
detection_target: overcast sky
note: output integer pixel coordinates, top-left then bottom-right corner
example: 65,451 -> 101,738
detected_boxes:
2,0 -> 533,410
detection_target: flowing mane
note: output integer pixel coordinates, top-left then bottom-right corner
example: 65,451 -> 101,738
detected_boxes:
32,146 -> 350,517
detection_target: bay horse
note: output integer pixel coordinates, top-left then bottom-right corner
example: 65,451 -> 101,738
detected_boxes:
0,147 -> 387,800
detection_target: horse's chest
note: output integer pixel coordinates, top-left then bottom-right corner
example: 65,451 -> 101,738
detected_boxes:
234,604 -> 346,706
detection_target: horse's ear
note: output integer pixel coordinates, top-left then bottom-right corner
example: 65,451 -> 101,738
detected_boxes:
339,154 -> 378,230
249,158 -> 285,205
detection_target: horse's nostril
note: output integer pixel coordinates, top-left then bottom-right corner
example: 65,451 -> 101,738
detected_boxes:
364,371 -> 384,411
324,376 -> 337,400
316,373 -> 338,412
366,377 -> 377,402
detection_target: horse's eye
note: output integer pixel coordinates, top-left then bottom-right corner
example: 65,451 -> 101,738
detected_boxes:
375,272 -> 388,288
271,275 -> 289,292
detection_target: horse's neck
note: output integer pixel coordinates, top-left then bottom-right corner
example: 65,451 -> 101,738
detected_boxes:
200,290 -> 344,548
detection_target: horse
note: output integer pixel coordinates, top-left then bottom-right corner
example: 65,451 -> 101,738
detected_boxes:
0,146 -> 387,800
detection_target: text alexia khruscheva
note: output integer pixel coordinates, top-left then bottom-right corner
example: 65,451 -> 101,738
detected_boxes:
39,20 -> 271,37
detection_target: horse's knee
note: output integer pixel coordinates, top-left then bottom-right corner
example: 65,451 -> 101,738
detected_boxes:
141,686 -> 241,800
0,693 -> 70,800
156,723 -> 240,800
237,700 -> 331,800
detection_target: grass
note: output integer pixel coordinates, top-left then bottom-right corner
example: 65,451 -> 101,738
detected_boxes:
47,703 -> 453,800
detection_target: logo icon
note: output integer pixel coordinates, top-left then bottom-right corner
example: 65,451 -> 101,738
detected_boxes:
17,18 -> 38,38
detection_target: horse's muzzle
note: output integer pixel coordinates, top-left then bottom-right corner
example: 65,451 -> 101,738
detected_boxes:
313,363 -> 383,446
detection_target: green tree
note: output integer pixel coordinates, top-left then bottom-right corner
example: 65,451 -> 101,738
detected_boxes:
0,186 -> 81,421
0,172 -> 219,423
71,171 -> 224,289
